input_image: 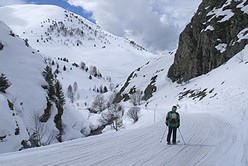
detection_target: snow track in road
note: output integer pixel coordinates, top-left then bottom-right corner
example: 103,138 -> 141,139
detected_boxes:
0,112 -> 243,166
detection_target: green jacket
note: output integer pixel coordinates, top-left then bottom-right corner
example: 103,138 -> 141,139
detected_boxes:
166,110 -> 180,128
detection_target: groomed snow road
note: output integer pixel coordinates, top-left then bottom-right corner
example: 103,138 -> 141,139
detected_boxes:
0,112 -> 246,166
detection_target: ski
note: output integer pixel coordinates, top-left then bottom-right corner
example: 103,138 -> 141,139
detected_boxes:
167,140 -> 180,145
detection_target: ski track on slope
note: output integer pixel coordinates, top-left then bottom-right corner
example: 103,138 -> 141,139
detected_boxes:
0,112 -> 242,166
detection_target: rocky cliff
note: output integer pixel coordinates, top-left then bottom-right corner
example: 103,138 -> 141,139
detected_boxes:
168,0 -> 248,83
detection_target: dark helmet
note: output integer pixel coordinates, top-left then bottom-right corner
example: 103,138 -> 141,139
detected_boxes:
172,106 -> 177,111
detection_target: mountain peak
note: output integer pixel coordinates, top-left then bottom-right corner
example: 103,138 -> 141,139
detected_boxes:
0,4 -> 146,51
0,4 -> 152,83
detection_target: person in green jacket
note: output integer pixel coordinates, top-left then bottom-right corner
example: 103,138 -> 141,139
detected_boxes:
166,106 -> 180,145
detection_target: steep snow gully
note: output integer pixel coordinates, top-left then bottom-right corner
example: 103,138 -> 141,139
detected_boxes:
0,110 -> 246,166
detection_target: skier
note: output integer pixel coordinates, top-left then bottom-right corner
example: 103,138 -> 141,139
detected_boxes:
165,106 -> 180,145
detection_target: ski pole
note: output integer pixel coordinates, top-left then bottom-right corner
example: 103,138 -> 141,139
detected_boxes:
178,128 -> 186,145
160,126 -> 167,142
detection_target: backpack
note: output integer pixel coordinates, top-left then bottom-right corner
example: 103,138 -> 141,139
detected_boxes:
169,112 -> 178,122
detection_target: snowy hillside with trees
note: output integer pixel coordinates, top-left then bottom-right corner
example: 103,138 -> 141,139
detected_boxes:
0,38 -> 247,166
0,5 -> 157,142
0,4 -> 154,82
0,20 -> 95,153
0,4 -> 157,154
0,0 -> 248,165
0,20 -> 47,153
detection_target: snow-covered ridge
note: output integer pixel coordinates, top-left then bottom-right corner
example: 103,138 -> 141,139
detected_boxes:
0,4 -> 154,83
0,4 -> 145,50
0,4 -> 108,47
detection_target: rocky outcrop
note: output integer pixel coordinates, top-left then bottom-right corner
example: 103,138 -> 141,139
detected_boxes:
168,0 -> 248,83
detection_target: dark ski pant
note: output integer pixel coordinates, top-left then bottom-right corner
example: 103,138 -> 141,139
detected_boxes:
167,126 -> 177,143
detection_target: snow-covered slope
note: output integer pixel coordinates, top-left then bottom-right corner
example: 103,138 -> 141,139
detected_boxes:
0,20 -> 90,154
0,4 -> 157,132
0,4 -> 158,154
116,45 -> 248,121
0,43 -> 247,166
0,4 -> 155,82
0,21 -> 46,153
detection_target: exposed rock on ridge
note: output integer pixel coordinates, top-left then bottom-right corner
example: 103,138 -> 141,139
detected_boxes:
168,0 -> 248,83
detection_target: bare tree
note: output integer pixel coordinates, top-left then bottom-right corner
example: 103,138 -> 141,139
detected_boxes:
110,103 -> 124,131
89,65 -> 97,76
130,89 -> 143,106
109,83 -> 115,91
80,61 -> 86,70
73,81 -> 78,102
106,92 -> 117,109
73,82 -> 78,93
91,95 -> 106,113
67,85 -> 74,103
76,93 -> 80,100
127,107 -> 141,123
27,112 -> 57,147
100,103 -> 124,131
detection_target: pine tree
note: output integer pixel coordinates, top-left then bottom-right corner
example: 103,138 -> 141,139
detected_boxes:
0,41 -> 3,50
104,86 -> 108,93
42,66 -> 54,85
48,83 -> 55,101
54,80 -> 65,142
55,80 -> 65,108
24,39 -> 29,47
0,73 -> 11,93
42,66 -> 55,101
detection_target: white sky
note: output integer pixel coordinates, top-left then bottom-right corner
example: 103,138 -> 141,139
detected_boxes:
0,0 -> 25,6
66,0 -> 202,52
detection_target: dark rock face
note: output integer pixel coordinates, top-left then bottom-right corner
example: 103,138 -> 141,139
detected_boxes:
168,0 -> 248,83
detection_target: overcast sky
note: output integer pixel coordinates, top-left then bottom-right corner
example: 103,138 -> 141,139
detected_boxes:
0,0 -> 202,52
0,0 -> 25,6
